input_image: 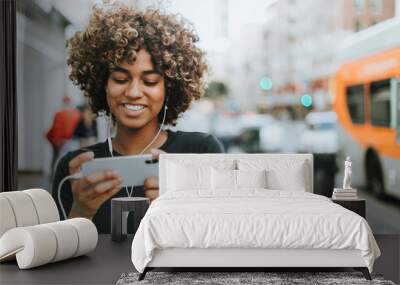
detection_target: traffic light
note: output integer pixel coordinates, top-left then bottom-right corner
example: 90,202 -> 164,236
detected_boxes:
260,76 -> 273,91
300,94 -> 312,107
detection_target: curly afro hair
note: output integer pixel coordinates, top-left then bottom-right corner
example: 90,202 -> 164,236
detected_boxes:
66,3 -> 208,126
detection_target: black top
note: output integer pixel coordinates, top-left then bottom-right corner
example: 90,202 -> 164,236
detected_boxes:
52,130 -> 224,233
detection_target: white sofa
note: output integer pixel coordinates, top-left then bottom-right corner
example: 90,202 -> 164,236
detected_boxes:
0,189 -> 98,269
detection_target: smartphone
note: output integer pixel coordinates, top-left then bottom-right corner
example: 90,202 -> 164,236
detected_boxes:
81,155 -> 158,187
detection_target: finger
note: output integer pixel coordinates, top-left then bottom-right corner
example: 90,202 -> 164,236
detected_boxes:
144,176 -> 159,189
144,189 -> 159,200
92,185 -> 122,205
92,178 -> 121,194
72,171 -> 120,202
69,152 -> 94,174
149,148 -> 166,159
71,174 -> 92,192
84,170 -> 120,185
82,178 -> 121,202
71,179 -> 91,199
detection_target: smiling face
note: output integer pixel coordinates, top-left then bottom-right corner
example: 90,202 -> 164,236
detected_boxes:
105,49 -> 165,130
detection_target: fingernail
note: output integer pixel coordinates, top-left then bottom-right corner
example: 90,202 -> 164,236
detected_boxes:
109,170 -> 118,176
86,152 -> 94,158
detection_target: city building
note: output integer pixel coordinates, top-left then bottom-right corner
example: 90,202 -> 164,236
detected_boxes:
344,0 -> 395,32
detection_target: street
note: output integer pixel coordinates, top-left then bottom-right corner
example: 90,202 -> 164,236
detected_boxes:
359,189 -> 400,234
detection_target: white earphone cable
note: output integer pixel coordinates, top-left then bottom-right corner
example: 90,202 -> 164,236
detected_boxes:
57,172 -> 83,220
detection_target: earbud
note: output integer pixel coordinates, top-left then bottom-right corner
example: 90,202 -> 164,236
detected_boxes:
164,96 -> 169,110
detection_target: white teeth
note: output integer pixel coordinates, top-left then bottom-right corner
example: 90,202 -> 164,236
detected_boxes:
125,104 -> 145,111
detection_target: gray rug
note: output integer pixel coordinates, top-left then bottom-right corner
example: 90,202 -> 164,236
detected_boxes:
116,271 -> 396,285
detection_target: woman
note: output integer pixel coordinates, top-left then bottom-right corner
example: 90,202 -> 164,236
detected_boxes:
52,3 -> 224,234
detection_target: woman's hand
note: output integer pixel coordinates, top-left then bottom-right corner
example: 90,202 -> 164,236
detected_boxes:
68,151 -> 122,219
143,149 -> 165,203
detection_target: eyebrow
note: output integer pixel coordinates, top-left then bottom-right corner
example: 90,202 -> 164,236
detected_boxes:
111,66 -> 161,76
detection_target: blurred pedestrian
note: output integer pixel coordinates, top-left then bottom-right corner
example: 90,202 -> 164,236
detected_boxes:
46,95 -> 80,175
73,104 -> 98,147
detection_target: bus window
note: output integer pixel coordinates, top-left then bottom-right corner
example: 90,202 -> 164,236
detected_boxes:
393,79 -> 400,143
398,81 -> 400,128
346,85 -> 365,124
370,79 -> 390,127
395,83 -> 400,144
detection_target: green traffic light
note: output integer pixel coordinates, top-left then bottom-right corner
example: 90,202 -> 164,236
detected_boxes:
260,77 -> 273,91
301,94 -> 312,107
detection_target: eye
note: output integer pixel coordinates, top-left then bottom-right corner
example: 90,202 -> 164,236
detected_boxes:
113,78 -> 128,84
144,80 -> 158,86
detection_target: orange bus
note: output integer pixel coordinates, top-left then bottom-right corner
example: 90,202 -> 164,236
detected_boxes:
333,18 -> 400,198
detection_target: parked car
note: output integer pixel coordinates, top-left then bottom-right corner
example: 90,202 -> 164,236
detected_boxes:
214,113 -> 276,153
260,119 -> 306,153
299,111 -> 338,154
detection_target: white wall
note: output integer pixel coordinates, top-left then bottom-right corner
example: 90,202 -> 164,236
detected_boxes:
17,12 -> 67,174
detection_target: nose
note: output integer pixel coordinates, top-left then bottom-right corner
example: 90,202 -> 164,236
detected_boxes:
125,79 -> 142,99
